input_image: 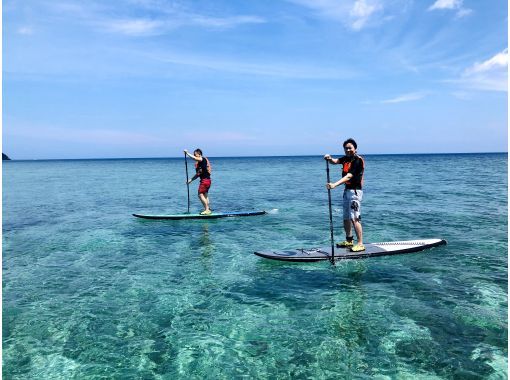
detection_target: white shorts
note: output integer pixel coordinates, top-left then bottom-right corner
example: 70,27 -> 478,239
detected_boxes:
343,189 -> 363,221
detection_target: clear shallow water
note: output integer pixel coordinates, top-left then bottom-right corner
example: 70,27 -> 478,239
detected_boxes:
3,153 -> 507,379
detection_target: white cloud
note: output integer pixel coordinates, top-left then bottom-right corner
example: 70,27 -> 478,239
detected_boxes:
350,0 -> 383,30
464,49 -> 508,75
288,0 -> 385,31
381,92 -> 427,103
428,0 -> 462,10
454,8 -> 472,18
457,49 -> 508,92
107,19 -> 165,36
428,0 -> 472,18
103,14 -> 265,36
44,1 -> 265,36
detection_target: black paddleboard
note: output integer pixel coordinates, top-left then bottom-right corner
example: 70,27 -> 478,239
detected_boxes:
254,239 -> 446,262
133,210 -> 266,220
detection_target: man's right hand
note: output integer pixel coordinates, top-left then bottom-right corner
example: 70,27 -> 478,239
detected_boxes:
324,154 -> 331,161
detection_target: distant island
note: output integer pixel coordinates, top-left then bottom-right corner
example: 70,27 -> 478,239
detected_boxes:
3,153 -> 11,160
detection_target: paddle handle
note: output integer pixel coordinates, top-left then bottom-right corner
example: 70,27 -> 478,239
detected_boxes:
184,152 -> 190,213
326,160 -> 335,265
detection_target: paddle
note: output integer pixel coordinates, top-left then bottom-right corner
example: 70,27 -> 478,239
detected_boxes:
184,152 -> 190,214
326,159 -> 335,265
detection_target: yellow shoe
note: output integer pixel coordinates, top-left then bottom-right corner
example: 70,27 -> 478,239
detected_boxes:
200,210 -> 212,215
350,244 -> 366,252
336,240 -> 354,248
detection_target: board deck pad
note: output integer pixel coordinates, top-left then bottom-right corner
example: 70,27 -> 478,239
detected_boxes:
133,210 -> 266,220
254,239 -> 446,262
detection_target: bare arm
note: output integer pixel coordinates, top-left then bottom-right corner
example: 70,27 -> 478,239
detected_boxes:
327,173 -> 353,190
323,154 -> 340,164
184,150 -> 202,162
184,149 -> 201,184
187,173 -> 199,184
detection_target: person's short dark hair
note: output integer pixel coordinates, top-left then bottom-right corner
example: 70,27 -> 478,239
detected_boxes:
194,149 -> 203,156
343,138 -> 357,149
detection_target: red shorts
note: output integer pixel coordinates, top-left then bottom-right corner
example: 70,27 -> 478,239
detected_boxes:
198,178 -> 211,194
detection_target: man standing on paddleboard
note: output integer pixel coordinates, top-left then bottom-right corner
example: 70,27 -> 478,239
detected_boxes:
324,138 -> 365,252
184,149 -> 212,215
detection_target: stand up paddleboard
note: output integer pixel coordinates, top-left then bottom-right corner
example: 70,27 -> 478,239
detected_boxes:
133,210 -> 266,220
254,238 -> 446,262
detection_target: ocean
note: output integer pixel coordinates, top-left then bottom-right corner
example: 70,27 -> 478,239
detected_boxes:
3,153 -> 508,379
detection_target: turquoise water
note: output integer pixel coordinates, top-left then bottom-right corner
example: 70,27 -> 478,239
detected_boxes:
3,154 -> 507,379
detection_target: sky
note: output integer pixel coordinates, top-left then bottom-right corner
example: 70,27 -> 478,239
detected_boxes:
3,0 -> 508,159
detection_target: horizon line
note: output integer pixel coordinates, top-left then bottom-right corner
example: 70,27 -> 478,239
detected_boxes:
3,151 -> 508,161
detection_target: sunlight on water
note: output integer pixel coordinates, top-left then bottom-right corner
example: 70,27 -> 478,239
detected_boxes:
3,154 -> 507,379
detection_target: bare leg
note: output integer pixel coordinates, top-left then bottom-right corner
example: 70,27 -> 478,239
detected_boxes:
351,218 -> 363,245
199,193 -> 210,212
343,219 -> 353,239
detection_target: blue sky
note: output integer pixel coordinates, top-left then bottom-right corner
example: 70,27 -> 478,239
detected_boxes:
4,0 -> 508,159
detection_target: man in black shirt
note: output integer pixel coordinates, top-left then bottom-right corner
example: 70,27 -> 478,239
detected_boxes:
324,138 -> 365,252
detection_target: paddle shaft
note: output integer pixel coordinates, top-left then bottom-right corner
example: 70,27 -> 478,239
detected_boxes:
184,153 -> 190,213
326,160 -> 335,265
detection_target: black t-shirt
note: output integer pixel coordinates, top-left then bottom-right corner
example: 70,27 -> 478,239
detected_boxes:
338,155 -> 364,189
196,157 -> 211,180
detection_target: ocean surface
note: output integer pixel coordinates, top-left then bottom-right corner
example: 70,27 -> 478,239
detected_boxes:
3,153 -> 507,379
